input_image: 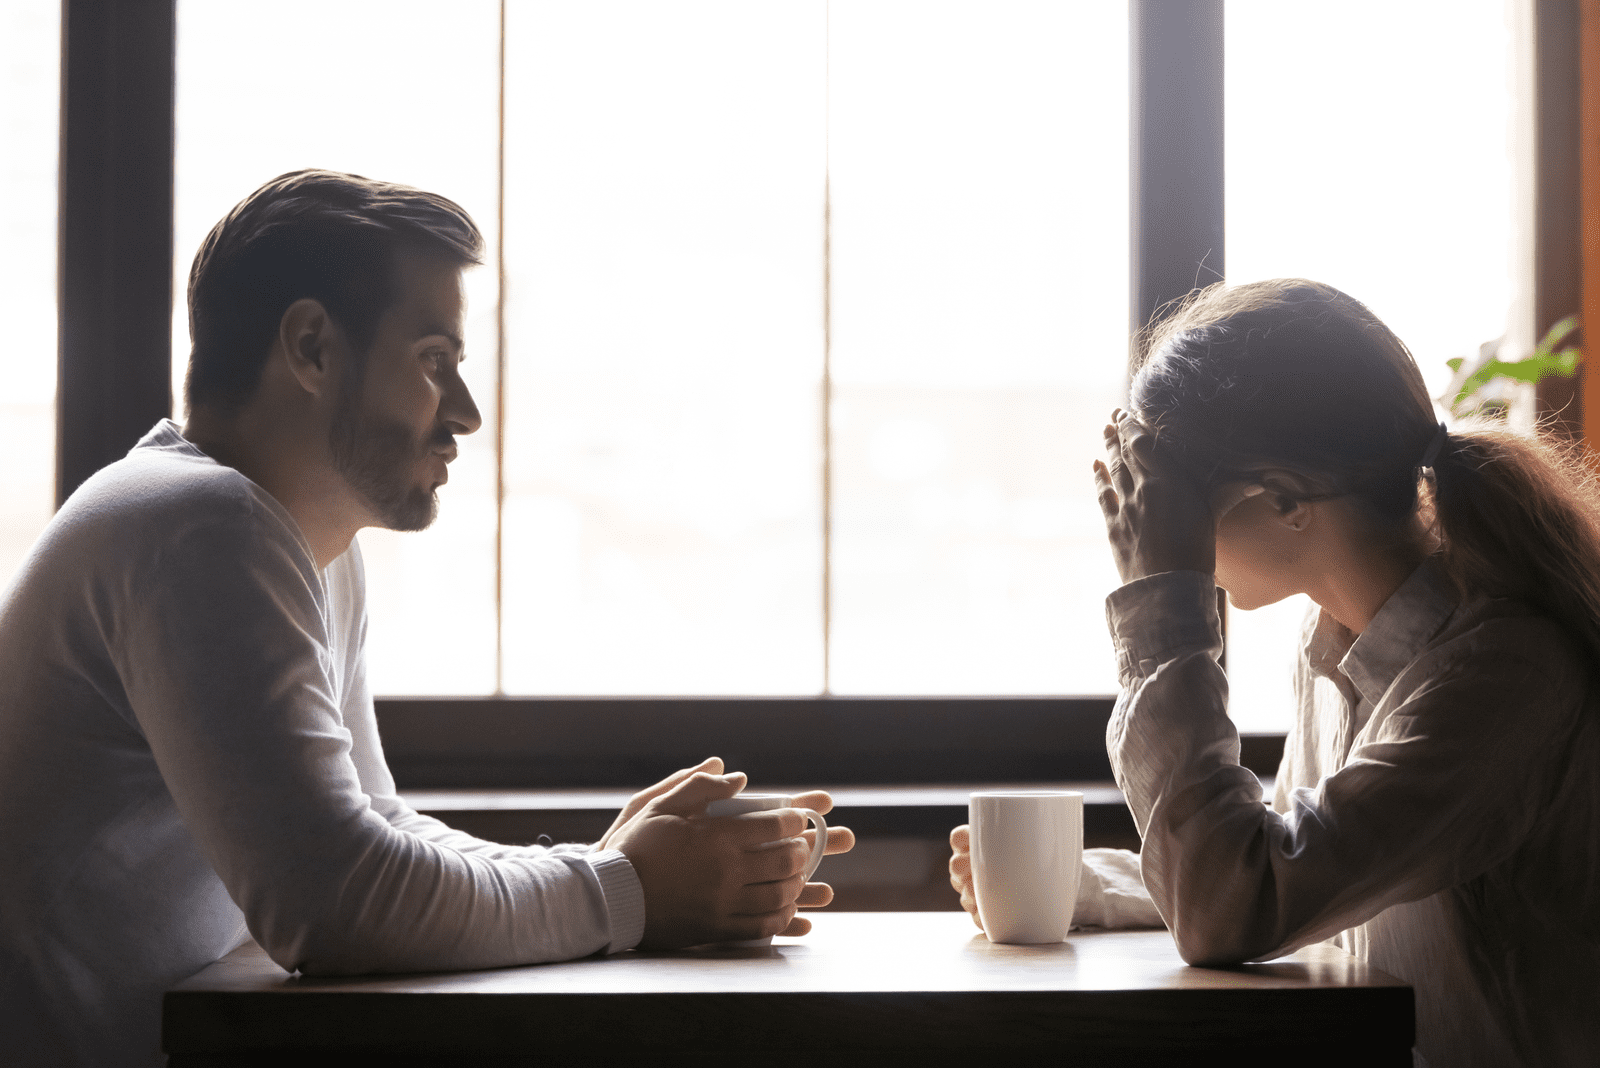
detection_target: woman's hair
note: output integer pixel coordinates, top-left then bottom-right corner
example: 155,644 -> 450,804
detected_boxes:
1132,278 -> 1600,659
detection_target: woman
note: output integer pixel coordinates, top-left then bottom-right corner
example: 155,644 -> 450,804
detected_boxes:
950,279 -> 1600,1067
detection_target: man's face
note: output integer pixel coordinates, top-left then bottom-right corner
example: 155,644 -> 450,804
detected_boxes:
330,255 -> 481,531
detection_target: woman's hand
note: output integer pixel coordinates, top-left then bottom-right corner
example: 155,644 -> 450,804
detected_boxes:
948,825 -> 983,931
1092,409 -> 1217,583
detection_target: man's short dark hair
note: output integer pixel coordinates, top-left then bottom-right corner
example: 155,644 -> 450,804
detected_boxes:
184,169 -> 484,413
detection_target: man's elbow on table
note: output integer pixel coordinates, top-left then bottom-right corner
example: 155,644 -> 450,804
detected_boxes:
249,911 -> 379,977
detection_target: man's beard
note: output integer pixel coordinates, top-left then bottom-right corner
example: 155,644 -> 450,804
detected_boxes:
330,405 -> 449,533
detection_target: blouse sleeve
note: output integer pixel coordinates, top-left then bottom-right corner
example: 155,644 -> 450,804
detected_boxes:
1105,570 -> 1584,965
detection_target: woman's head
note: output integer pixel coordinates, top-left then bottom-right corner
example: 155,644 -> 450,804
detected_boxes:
1131,279 -> 1441,532
1131,278 -> 1600,667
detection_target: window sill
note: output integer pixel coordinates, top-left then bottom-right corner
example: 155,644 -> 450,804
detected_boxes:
403,780 -> 1152,911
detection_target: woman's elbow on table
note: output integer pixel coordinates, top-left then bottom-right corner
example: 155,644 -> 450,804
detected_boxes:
1167,898 -> 1312,968
1163,896 -> 1285,967
1171,925 -> 1255,967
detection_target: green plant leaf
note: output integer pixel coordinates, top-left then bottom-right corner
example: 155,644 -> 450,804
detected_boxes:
1449,315 -> 1582,414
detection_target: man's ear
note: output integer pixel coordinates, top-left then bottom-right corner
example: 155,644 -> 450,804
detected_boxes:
277,298 -> 345,398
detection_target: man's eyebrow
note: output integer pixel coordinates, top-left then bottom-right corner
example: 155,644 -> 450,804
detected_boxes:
416,327 -> 465,351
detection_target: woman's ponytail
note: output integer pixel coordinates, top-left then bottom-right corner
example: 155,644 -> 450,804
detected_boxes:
1430,424 -> 1600,659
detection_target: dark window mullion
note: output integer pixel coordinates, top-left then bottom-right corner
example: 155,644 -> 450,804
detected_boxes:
1128,0 -> 1226,665
57,0 -> 176,507
1129,0 -> 1224,334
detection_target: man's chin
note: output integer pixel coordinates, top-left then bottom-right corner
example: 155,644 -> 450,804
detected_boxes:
391,491 -> 440,533
369,489 -> 439,533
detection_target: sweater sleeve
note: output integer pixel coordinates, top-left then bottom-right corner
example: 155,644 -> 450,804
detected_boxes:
1105,571 -> 1583,966
113,504 -> 644,975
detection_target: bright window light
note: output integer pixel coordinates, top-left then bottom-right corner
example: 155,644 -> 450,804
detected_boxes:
0,0 -> 59,590
1224,0 -> 1514,731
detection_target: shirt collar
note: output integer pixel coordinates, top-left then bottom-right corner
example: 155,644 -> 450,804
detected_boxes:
139,418 -> 205,458
1304,605 -> 1353,680
1334,558 -> 1459,707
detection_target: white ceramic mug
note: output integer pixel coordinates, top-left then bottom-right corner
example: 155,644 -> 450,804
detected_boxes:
969,791 -> 1083,945
703,793 -> 828,947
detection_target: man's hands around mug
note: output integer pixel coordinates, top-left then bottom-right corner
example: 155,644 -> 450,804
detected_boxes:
604,757 -> 856,949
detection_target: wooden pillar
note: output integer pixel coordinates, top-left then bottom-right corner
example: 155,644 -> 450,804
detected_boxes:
57,0 -> 176,507
1534,0 -> 1584,438
1582,0 -> 1600,445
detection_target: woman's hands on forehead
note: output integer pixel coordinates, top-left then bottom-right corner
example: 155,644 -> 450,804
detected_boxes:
1093,409 -> 1220,584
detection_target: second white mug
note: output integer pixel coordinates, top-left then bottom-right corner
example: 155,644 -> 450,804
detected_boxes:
969,790 -> 1083,945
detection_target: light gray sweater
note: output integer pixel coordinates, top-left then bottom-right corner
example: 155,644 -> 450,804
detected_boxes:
0,421 -> 644,1067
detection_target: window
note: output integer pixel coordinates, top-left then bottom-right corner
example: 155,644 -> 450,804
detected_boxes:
174,0 -> 1129,700
40,1 -> 1541,776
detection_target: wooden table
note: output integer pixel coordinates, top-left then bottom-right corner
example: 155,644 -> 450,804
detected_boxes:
164,912 -> 1413,1067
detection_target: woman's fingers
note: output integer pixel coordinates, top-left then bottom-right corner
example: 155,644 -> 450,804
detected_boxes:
1093,459 -> 1118,518
1102,421 -> 1135,497
1116,411 -> 1159,473
1099,407 -> 1158,519
1094,408 -> 1217,583
947,823 -> 983,929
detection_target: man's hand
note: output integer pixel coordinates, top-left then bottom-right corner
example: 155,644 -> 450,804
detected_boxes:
769,789 -> 855,938
948,824 -> 983,931
606,771 -> 855,948
1092,409 -> 1216,584
596,757 -> 726,852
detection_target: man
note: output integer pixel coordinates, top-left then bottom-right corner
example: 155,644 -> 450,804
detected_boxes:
0,170 -> 849,1067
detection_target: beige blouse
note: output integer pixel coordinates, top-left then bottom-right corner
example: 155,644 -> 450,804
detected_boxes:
1106,562 -> 1600,1067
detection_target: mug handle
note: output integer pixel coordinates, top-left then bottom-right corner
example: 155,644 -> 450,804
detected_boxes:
795,808 -> 828,880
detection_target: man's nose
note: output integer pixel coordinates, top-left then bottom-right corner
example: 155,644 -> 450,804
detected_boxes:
442,373 -> 483,436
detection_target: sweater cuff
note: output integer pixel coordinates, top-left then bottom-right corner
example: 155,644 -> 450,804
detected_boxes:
587,849 -> 646,953
1105,571 -> 1222,685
